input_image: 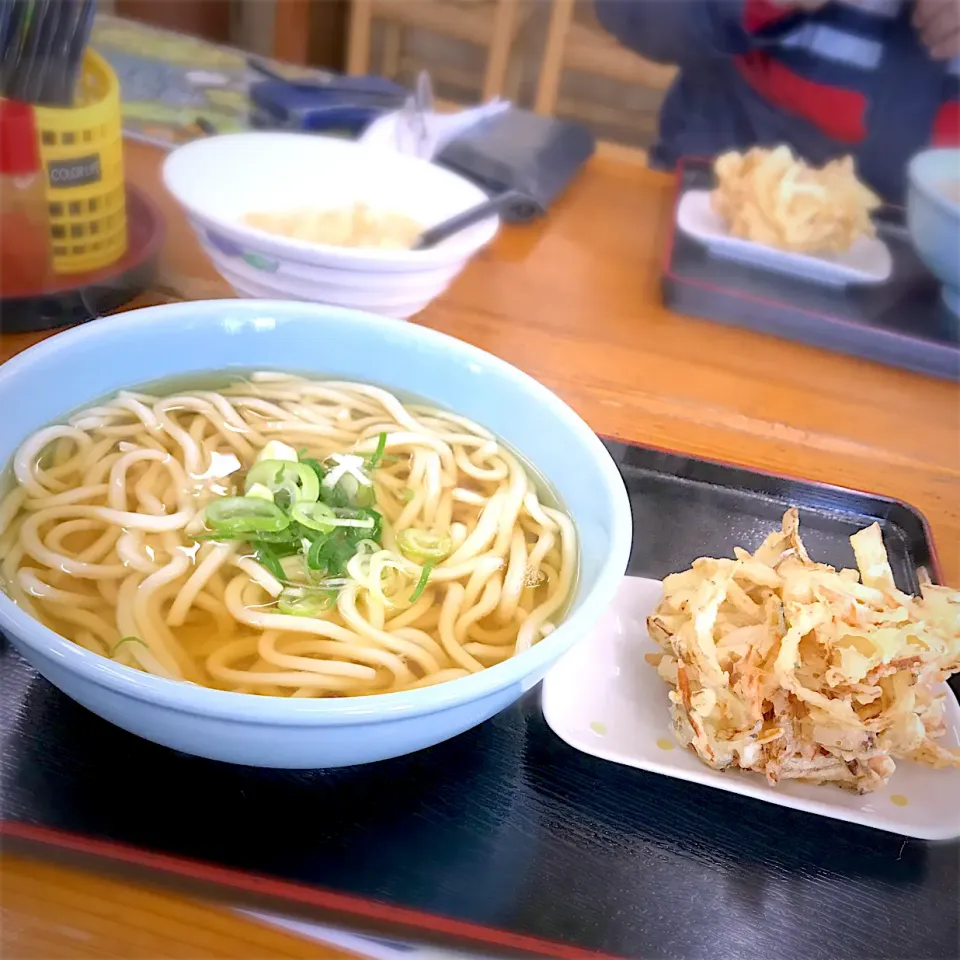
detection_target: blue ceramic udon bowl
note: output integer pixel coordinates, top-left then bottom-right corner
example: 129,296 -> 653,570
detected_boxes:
0,301 -> 631,768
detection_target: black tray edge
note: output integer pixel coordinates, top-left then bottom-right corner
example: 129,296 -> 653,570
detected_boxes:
599,434 -> 943,586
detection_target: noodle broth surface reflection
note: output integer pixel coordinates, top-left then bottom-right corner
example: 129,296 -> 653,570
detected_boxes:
0,374 -> 577,697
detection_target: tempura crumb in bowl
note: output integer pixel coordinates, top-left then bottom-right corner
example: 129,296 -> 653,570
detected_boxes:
0,300 -> 630,768
163,133 -> 500,320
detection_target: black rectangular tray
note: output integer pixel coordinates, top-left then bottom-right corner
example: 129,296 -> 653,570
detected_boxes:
2,440 -> 957,960
662,158 -> 960,381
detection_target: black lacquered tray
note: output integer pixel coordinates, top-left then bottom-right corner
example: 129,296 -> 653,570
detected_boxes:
2,440 -> 957,960
662,159 -> 960,381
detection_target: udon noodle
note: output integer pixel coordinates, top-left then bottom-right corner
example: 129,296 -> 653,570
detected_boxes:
0,375 -> 576,697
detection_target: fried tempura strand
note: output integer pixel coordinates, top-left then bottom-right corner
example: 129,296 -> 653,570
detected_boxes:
711,146 -> 881,255
647,509 -> 960,794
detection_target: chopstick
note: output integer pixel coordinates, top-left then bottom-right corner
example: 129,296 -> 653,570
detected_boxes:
0,0 -> 95,105
0,0 -> 32,98
21,0 -> 57,104
0,2 -> 15,67
9,0 -> 50,102
63,0 -> 96,102
411,190 -> 525,250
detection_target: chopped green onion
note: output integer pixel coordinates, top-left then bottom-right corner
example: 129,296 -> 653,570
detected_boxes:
244,523 -> 303,558
399,487 -> 415,503
314,540 -> 350,576
397,529 -> 452,562
257,440 -> 299,463
333,516 -> 376,529
321,454 -> 374,508
291,500 -> 337,533
337,507 -> 382,538
245,482 -> 275,502
245,459 -> 320,506
205,497 -> 290,536
195,525 -> 302,552
321,470 -> 375,509
367,432 -> 387,470
111,636 -> 146,657
322,453 -> 370,487
252,541 -> 286,581
280,554 -> 309,583
306,534 -> 330,571
301,458 -> 326,485
307,529 -> 363,577
278,584 -> 337,617
409,561 -> 434,603
302,507 -> 383,578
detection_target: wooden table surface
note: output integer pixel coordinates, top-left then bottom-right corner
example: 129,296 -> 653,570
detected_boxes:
1,140 -> 958,959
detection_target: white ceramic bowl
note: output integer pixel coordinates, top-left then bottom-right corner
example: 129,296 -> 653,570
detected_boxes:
163,133 -> 499,320
204,247 -> 449,320
907,148 -> 960,316
0,301 -> 631,769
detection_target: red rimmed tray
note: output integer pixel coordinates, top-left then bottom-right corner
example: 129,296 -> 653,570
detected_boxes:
0,185 -> 165,333
662,158 -> 960,381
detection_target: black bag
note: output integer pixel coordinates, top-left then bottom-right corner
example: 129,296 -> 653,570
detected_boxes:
436,108 -> 595,223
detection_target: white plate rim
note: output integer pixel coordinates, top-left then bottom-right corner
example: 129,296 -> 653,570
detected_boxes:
542,576 -> 960,841
676,189 -> 893,287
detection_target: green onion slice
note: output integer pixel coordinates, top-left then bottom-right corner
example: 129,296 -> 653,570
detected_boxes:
257,440 -> 299,463
321,471 -> 375,509
409,561 -> 435,603
205,497 -> 290,536
397,529 -> 452,562
367,432 -> 387,470
246,525 -> 303,547
335,507 -> 382,537
300,458 -> 326,484
306,534 -> 329,571
277,585 -> 337,617
291,500 -> 337,533
251,541 -> 286,581
332,514 -> 376,529
280,553 -> 308,583
306,530 -> 360,577
245,459 -> 320,506
245,482 -> 275,502
111,636 -> 146,657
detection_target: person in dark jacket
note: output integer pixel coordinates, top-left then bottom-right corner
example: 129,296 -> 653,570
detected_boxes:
593,0 -> 960,202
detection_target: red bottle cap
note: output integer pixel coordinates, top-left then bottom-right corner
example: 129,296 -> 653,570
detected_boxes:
0,99 -> 42,176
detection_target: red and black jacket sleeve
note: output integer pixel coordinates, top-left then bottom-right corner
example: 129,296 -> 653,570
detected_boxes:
593,0 -> 767,66
593,0 -> 958,152
592,0 -> 818,65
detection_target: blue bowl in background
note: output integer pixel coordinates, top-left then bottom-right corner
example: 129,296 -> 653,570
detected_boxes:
907,148 -> 960,316
0,301 -> 631,768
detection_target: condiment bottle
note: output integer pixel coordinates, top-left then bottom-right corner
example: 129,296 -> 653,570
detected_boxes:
0,100 -> 52,296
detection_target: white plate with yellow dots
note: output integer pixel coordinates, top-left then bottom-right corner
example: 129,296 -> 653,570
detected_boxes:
541,576 -> 960,840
